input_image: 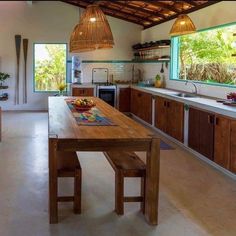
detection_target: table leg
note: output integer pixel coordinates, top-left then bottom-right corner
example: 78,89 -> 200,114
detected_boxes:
145,137 -> 160,225
49,137 -> 58,224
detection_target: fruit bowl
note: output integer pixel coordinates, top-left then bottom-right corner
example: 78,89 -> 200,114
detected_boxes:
74,104 -> 95,111
72,98 -> 95,111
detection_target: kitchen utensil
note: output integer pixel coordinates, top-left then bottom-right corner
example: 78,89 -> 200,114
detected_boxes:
15,35 -> 21,104
160,63 -> 164,73
23,39 -> 28,104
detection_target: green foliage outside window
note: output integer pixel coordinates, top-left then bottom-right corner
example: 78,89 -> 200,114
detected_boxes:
178,23 -> 236,86
34,44 -> 66,91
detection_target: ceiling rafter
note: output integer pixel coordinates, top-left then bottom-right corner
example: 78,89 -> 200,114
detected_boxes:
63,0 -> 221,29
148,2 -> 181,14
64,0 -> 144,25
106,1 -> 167,20
144,1 -> 220,29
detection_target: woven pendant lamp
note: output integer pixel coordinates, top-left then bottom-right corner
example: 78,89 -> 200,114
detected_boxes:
70,4 -> 114,53
170,14 -> 196,36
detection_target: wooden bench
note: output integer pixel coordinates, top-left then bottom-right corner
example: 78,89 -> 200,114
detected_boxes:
57,151 -> 82,214
104,151 -> 146,215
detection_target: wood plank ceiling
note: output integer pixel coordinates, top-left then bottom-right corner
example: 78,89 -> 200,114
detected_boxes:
63,0 -> 220,29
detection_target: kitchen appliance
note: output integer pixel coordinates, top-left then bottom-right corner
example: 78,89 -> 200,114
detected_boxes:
92,68 -> 117,107
71,56 -> 82,84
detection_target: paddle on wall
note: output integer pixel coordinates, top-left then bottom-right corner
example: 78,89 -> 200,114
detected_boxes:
15,35 -> 21,105
23,39 -> 28,104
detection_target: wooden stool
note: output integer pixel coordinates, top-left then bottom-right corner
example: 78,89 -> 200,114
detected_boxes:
57,151 -> 82,214
104,151 -> 146,215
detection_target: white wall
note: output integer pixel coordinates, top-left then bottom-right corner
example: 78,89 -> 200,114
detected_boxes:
141,1 -> 236,99
0,1 -> 141,110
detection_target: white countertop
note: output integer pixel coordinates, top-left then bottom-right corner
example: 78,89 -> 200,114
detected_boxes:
131,86 -> 236,119
71,83 -> 236,118
71,83 -> 96,88
71,83 -> 130,88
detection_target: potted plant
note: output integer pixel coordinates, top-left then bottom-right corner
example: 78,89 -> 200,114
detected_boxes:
0,72 -> 10,89
57,82 -> 67,96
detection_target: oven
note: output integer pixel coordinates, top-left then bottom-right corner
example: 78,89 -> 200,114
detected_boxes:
97,85 -> 117,107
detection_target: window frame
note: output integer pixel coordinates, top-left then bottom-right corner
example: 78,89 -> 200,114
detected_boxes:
33,42 -> 68,93
170,21 -> 236,88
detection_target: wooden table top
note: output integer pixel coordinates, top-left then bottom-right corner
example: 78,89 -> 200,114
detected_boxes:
48,97 -> 153,141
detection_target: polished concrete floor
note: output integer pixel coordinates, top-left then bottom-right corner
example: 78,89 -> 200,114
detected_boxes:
0,112 -> 235,236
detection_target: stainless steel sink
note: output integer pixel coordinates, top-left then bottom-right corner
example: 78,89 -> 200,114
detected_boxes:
173,92 -> 198,98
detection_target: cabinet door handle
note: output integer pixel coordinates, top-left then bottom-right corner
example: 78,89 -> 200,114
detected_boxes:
208,115 -> 214,125
138,93 -> 142,97
167,101 -> 170,108
164,101 -> 166,107
215,117 -> 219,126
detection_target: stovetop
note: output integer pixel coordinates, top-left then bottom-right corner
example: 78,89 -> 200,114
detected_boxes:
93,82 -> 115,86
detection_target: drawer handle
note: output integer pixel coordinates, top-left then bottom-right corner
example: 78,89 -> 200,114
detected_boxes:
208,115 -> 214,125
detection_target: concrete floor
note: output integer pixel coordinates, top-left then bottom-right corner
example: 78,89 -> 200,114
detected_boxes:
0,112 -> 235,236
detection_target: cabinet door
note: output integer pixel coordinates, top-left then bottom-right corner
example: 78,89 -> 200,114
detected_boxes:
214,115 -> 231,169
230,120 -> 236,173
155,96 -> 167,132
198,110 -> 215,160
188,107 -> 200,152
166,100 -> 184,142
119,88 -> 130,112
72,88 -> 94,96
138,91 -> 152,124
130,89 -> 139,116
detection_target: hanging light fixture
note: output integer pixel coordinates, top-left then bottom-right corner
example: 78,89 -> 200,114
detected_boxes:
70,4 -> 114,53
169,2 -> 196,37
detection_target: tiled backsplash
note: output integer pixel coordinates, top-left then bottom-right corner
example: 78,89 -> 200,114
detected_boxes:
79,62 -> 169,84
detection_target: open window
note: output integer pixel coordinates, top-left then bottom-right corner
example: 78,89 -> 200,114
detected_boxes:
34,43 -> 67,92
171,23 -> 236,87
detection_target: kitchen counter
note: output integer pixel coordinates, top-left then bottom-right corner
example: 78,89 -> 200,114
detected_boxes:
71,83 -> 130,88
131,86 -> 236,119
71,83 -> 96,88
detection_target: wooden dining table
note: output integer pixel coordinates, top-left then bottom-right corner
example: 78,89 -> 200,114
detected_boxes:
48,96 -> 160,225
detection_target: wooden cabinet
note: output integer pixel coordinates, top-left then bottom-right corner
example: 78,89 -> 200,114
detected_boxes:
155,96 -> 167,133
188,107 -> 214,160
118,88 -> 130,112
72,87 -> 94,96
155,96 -> 184,142
214,115 -> 231,169
130,89 -> 152,124
230,120 -> 236,173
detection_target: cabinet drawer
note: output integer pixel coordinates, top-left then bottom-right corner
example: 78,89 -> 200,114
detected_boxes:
72,88 -> 94,96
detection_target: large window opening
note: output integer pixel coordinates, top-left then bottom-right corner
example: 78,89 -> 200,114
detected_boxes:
171,23 -> 236,87
34,43 -> 67,92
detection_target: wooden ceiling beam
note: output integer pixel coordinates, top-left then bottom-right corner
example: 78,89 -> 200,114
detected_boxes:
182,1 -> 199,7
99,5 -> 153,24
148,2 -> 181,13
144,1 -> 220,29
106,1 -> 166,20
63,0 -> 144,26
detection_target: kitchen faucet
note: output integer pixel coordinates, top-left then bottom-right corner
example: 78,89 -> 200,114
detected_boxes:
185,81 -> 198,94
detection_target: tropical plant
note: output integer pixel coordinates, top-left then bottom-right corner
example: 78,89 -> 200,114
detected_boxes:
0,72 -> 10,83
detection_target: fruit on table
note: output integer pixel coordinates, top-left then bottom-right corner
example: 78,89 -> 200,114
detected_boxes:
227,92 -> 236,100
74,98 -> 95,107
